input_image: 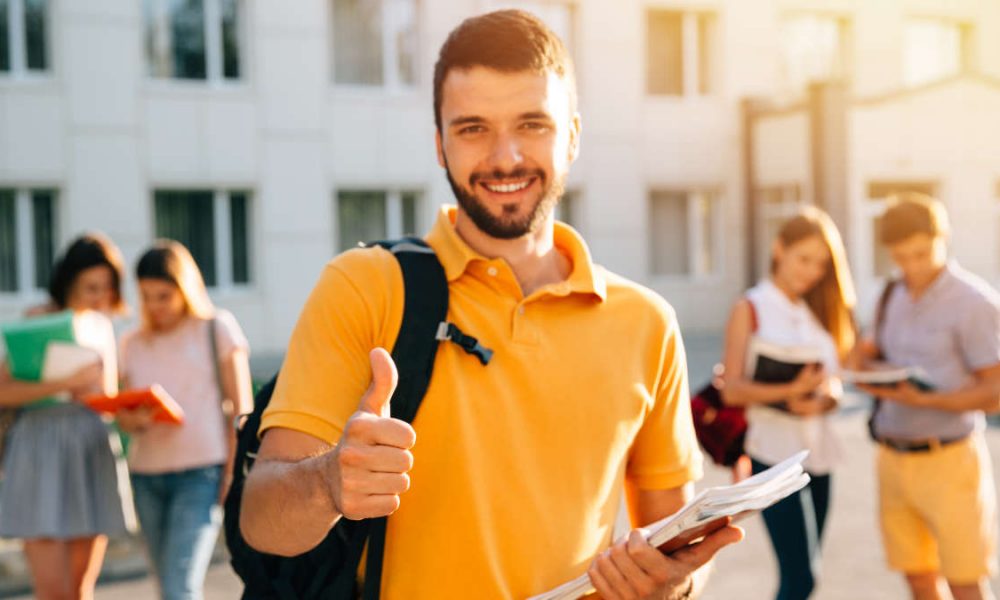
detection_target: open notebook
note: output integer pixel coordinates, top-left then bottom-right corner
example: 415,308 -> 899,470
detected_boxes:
529,451 -> 811,600
841,365 -> 934,391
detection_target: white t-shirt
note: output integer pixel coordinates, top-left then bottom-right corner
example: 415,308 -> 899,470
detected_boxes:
119,310 -> 249,474
744,280 -> 842,474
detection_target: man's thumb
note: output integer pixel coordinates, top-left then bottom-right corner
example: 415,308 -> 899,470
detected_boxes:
359,348 -> 398,417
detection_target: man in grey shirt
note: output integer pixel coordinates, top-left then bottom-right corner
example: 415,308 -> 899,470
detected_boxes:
856,192 -> 1000,600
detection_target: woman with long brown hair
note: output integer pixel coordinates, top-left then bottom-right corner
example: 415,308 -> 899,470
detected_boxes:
719,206 -> 856,600
0,233 -> 133,600
115,240 -> 252,600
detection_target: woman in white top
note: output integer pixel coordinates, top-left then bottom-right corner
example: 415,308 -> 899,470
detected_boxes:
720,206 -> 856,600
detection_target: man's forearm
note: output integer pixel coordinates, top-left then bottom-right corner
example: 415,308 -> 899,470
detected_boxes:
924,381 -> 1000,413
240,454 -> 343,557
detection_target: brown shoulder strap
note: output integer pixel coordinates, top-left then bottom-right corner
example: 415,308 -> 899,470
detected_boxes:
874,280 -> 898,358
745,298 -> 759,333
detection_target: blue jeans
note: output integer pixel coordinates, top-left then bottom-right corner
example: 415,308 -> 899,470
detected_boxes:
752,459 -> 831,600
131,465 -> 223,600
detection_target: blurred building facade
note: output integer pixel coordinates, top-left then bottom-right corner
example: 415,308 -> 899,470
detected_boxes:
1,0 -> 999,357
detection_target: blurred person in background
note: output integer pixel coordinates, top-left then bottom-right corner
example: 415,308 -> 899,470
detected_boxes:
115,240 -> 252,600
853,193 -> 1000,600
0,233 -> 131,600
719,206 -> 857,600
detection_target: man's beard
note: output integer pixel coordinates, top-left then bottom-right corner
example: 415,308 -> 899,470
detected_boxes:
443,158 -> 566,240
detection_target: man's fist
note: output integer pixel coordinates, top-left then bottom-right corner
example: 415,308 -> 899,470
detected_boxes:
325,348 -> 417,520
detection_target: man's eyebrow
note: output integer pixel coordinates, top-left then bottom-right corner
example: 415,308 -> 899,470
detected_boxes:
519,111 -> 554,121
449,116 -> 487,127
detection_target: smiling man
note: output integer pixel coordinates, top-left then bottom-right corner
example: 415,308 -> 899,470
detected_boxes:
239,10 -> 741,599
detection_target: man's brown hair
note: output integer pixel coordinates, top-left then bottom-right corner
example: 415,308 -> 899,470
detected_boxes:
879,192 -> 950,245
433,9 -> 577,132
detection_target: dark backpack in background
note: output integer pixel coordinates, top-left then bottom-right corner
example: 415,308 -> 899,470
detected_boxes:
224,237 -> 478,600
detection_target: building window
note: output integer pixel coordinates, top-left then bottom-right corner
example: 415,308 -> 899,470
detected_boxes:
336,190 -> 419,252
0,188 -> 57,294
866,181 -> 938,278
154,190 -> 253,288
646,9 -> 716,97
903,18 -> 972,87
1,0 -> 49,75
755,184 -> 804,278
779,15 -> 851,98
332,0 -> 417,88
144,0 -> 243,81
649,190 -> 718,278
489,1 -> 575,54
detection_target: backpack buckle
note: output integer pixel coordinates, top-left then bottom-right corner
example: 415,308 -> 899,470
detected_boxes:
435,322 -> 493,366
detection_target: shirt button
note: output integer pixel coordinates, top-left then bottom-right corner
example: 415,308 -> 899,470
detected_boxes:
518,306 -> 526,315
487,267 -> 498,277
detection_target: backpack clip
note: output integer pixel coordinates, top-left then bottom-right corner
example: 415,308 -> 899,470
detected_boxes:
435,322 -> 493,366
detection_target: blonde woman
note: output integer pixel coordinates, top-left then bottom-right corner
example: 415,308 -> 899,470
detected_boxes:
720,206 -> 856,600
116,241 -> 252,600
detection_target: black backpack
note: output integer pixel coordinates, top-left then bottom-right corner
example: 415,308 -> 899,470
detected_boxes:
223,238 -> 492,600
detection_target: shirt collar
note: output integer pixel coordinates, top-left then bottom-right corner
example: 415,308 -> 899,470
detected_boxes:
424,206 -> 607,302
906,260 -> 956,303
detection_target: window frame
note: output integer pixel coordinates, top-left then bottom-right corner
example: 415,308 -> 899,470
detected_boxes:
143,0 -> 248,87
777,12 -> 853,99
0,187 -> 58,300
330,0 -> 420,92
645,8 -> 718,98
333,188 -> 423,253
647,187 -> 723,282
901,16 -> 973,88
0,0 -> 53,81
152,188 -> 255,291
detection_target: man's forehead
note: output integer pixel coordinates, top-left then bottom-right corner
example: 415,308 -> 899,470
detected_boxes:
440,66 -> 571,121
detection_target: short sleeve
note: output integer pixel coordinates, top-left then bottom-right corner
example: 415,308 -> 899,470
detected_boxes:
212,310 -> 250,360
260,249 -> 403,445
958,296 -> 1000,372
626,308 -> 704,490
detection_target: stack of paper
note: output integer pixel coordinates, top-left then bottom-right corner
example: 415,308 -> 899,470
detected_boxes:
530,451 -> 811,600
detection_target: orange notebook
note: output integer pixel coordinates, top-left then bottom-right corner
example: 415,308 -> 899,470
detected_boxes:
85,384 -> 185,425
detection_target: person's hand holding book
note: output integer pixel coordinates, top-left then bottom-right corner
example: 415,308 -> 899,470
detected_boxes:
322,348 -> 416,520
62,362 -> 104,400
586,525 -> 743,600
789,363 -> 826,398
855,380 -> 930,407
116,405 -> 155,433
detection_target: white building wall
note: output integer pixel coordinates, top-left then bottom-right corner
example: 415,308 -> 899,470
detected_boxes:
1,0 -> 998,357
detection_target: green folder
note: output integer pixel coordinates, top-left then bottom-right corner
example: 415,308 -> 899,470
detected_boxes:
1,310 -> 78,408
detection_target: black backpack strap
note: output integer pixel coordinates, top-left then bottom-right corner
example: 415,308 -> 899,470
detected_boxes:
867,279 -> 899,441
360,237 -> 450,600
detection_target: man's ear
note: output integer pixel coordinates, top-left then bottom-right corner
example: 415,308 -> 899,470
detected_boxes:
568,113 -> 582,163
435,130 -> 446,168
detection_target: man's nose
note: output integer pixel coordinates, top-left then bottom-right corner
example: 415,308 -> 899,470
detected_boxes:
487,133 -> 524,172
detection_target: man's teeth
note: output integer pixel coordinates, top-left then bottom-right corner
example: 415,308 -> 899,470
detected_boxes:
485,180 -> 530,193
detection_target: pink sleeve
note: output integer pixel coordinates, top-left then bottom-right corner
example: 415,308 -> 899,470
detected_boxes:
213,310 -> 250,359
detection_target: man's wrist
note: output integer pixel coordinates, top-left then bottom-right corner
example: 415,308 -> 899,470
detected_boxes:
310,449 -> 342,518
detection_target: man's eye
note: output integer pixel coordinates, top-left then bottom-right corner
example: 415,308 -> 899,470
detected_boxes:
459,126 -> 484,134
522,121 -> 549,131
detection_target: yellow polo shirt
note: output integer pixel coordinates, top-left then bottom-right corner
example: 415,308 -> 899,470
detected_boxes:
262,206 -> 703,599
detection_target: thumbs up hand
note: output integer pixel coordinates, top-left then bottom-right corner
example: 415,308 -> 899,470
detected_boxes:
325,348 -> 417,520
